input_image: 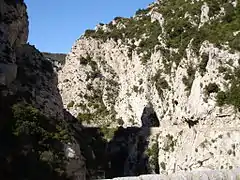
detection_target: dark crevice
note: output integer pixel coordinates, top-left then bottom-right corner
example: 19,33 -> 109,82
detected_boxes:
184,118 -> 199,128
141,104 -> 160,128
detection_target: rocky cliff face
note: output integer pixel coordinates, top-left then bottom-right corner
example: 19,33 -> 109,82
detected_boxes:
0,0 -> 64,122
58,0 -> 240,176
0,1 -> 87,179
0,0 -> 28,87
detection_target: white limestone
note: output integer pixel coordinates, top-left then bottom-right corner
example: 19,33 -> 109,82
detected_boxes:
58,0 -> 240,175
100,168 -> 240,180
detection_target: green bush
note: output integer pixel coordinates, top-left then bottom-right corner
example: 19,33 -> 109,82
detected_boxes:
152,70 -> 170,97
182,65 -> 196,93
146,140 -> 159,172
135,8 -> 149,15
84,29 -> 97,37
199,53 -> 209,76
162,134 -> 177,152
82,0 -> 240,73
158,78 -> 169,89
67,101 -> 75,108
216,91 -> 227,106
11,103 -> 70,178
140,51 -> 151,64
230,33 -> 240,51
117,118 -> 124,126
218,66 -> 228,73
204,83 -> 219,96
77,113 -> 92,124
218,83 -> 240,110
100,127 -> 118,141
216,67 -> 240,110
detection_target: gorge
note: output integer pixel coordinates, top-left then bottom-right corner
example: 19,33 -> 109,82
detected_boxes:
0,0 -> 240,179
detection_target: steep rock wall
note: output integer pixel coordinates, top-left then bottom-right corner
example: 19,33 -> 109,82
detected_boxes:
58,0 -> 240,176
0,0 -> 28,86
0,0 -> 87,179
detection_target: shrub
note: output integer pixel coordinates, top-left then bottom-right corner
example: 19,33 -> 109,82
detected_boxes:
204,83 -> 219,96
224,83 -> 240,110
216,67 -> 240,110
162,134 -> 176,152
218,66 -> 228,73
182,65 -> 196,93
199,53 -> 209,76
158,78 -> 169,89
117,118 -> 124,126
67,101 -> 75,108
100,127 -> 118,141
11,103 -> 70,178
230,34 -> 240,52
77,113 -> 92,124
84,29 -> 96,37
135,8 -> 149,15
140,51 -> 151,65
146,140 -> 159,173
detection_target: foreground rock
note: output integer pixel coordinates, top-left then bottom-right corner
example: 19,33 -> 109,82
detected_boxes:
102,168 -> 240,180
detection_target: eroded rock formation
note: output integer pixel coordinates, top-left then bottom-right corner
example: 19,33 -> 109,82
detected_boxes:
58,0 -> 240,177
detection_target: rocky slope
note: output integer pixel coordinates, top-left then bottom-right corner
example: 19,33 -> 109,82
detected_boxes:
58,0 -> 240,177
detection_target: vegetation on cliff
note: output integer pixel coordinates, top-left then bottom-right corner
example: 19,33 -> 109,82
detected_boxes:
0,103 -> 71,179
80,0 -> 240,108
217,67 -> 240,110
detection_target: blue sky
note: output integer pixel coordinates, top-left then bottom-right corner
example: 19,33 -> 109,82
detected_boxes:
25,0 -> 155,53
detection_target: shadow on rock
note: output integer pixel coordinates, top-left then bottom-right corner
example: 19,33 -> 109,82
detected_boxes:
78,103 -> 160,179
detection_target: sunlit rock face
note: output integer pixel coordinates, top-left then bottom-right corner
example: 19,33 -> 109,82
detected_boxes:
58,0 -> 240,176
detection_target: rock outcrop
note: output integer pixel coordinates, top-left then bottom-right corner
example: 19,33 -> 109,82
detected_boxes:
102,168 -> 240,180
0,0 -> 87,179
0,0 -> 28,86
58,0 -> 240,177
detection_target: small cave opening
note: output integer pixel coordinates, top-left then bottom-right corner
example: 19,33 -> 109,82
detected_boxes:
141,104 -> 160,128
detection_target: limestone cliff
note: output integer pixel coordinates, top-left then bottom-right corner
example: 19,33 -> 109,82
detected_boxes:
58,0 -> 240,176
